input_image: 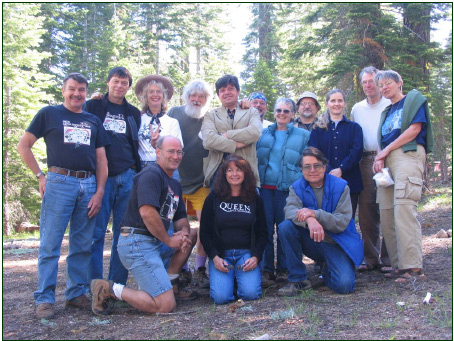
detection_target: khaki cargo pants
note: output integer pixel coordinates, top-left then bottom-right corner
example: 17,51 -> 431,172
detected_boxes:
376,145 -> 425,270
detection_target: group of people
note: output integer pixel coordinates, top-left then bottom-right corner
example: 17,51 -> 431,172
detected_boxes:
17,65 -> 433,320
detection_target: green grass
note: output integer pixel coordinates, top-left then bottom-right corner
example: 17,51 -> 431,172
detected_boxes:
3,230 -> 40,241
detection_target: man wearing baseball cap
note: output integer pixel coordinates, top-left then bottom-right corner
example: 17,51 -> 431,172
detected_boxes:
294,91 -> 321,131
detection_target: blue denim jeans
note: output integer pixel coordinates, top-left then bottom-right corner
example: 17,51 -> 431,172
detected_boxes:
34,172 -> 97,305
117,231 -> 175,297
279,220 -> 356,294
259,188 -> 288,273
208,249 -> 261,305
90,168 -> 136,285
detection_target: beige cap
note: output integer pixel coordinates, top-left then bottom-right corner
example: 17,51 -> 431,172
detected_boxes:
296,91 -> 321,111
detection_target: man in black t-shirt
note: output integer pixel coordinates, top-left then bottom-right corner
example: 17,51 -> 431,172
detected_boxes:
84,67 -> 141,286
17,73 -> 109,320
90,136 -> 198,315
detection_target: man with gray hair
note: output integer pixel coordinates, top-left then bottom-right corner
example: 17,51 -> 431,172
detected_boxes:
249,91 -> 273,128
167,79 -> 212,288
351,66 -> 392,272
293,91 -> 321,131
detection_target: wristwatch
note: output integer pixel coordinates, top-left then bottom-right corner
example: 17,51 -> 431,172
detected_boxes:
36,171 -> 45,179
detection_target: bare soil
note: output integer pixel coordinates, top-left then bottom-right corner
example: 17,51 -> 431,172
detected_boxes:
3,182 -> 452,340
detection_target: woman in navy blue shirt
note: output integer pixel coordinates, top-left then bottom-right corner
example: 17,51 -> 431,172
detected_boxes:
308,89 -> 363,218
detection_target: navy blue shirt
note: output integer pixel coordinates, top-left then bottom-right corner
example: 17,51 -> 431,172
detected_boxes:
26,104 -> 109,172
308,116 -> 364,193
381,97 -> 427,149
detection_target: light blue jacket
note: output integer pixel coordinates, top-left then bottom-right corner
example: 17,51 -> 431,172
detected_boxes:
257,123 -> 310,191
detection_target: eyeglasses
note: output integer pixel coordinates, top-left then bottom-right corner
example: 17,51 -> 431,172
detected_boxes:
275,108 -> 292,114
161,149 -> 184,157
302,163 -> 325,173
300,101 -> 316,107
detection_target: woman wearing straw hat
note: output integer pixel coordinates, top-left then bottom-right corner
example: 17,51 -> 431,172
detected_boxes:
135,75 -> 183,169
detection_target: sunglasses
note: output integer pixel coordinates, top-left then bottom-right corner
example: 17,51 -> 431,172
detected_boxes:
275,108 -> 291,114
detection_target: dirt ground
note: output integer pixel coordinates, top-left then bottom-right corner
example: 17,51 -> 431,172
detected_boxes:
3,182 -> 452,340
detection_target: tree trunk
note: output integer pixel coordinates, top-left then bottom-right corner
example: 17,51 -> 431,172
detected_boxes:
3,86 -> 12,235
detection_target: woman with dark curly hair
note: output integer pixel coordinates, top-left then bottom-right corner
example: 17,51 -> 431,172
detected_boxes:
200,155 -> 268,304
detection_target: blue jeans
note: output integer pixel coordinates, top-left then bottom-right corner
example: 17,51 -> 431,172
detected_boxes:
208,249 -> 261,305
34,172 -> 97,304
259,188 -> 288,273
279,220 -> 356,294
117,231 -> 175,298
90,168 -> 135,285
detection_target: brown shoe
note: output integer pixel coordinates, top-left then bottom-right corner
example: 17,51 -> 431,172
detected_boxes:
276,269 -> 288,283
261,271 -> 276,288
36,303 -> 55,319
171,278 -> 198,301
90,279 -> 117,315
65,294 -> 91,310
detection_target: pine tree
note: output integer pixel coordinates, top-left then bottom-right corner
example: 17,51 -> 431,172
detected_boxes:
3,3 -> 54,234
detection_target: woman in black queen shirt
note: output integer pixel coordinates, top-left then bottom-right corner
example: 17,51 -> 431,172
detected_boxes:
200,155 -> 267,304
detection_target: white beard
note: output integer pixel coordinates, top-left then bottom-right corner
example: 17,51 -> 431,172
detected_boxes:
184,102 -> 207,119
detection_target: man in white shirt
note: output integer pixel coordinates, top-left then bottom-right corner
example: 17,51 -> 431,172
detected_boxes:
351,66 -> 392,272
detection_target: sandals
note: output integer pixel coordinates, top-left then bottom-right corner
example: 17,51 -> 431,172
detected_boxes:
384,269 -> 426,283
358,263 -> 381,272
395,270 -> 426,283
380,266 -> 395,273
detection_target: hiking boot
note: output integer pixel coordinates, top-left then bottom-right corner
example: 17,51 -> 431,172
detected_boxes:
278,280 -> 312,297
276,269 -> 288,283
36,303 -> 54,320
179,268 -> 192,287
261,271 -> 276,288
90,279 -> 117,316
65,294 -> 91,310
171,278 -> 198,301
191,266 -> 210,289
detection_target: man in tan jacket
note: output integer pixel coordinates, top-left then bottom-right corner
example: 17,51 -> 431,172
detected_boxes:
201,75 -> 262,187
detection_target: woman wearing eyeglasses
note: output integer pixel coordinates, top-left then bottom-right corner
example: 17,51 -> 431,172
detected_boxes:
256,98 -> 311,287
277,147 -> 363,296
199,155 -> 267,304
135,75 -> 183,170
308,89 -> 364,218
373,70 -> 433,283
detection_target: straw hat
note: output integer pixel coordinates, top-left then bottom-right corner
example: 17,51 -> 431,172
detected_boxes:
134,74 -> 174,100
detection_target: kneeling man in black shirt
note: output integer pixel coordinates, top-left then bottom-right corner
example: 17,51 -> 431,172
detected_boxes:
91,136 -> 198,315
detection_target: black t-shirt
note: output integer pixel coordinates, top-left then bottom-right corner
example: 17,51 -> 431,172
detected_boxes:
121,163 -> 187,232
217,196 -> 254,250
86,99 -> 136,176
26,104 -> 109,172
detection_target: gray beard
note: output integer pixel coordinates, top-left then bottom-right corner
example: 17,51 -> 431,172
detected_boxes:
184,104 -> 206,119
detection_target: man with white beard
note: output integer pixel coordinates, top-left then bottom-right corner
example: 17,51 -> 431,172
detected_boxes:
167,79 -> 213,288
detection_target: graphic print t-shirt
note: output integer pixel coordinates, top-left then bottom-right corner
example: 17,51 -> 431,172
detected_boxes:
216,196 -> 254,250
26,105 -> 109,171
381,97 -> 427,149
121,163 -> 187,232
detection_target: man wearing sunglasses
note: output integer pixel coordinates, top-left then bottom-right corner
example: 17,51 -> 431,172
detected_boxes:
294,91 -> 321,131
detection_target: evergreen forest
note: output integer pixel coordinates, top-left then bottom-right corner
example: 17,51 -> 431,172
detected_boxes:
3,3 -> 452,235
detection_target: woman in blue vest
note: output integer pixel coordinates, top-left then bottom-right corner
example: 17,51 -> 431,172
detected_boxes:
256,98 -> 311,287
373,70 -> 433,283
278,147 -> 363,296
308,89 -> 363,218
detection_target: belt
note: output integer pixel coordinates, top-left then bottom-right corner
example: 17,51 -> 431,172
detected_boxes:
120,227 -> 152,237
363,151 -> 377,156
48,166 -> 93,179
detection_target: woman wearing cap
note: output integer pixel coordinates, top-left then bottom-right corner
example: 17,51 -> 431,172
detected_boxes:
135,75 -> 183,169
256,97 -> 311,287
373,70 -> 433,283
308,89 -> 364,218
